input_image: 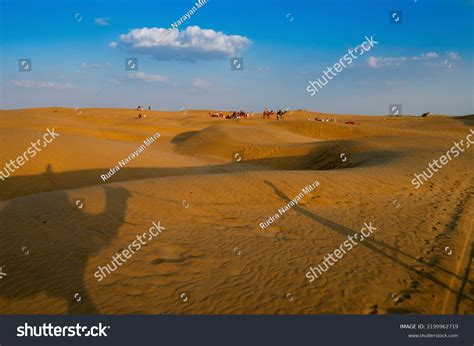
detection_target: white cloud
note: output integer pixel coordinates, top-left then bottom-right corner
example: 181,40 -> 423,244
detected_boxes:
412,52 -> 438,60
367,56 -> 407,68
9,80 -> 73,90
448,51 -> 461,60
127,71 -> 168,83
192,78 -> 211,88
114,26 -> 251,61
367,52 -> 444,68
109,41 -> 117,48
95,17 -> 110,26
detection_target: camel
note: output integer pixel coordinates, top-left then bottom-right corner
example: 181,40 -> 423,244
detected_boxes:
226,112 -> 240,119
209,112 -> 224,118
214,111 -> 250,120
315,116 -> 336,123
276,110 -> 287,120
263,109 -> 274,119
0,166 -> 132,313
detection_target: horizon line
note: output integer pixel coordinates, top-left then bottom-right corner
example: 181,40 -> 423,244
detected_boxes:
1,107 -> 471,118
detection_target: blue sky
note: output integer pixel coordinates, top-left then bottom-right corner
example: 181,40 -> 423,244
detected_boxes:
1,0 -> 473,115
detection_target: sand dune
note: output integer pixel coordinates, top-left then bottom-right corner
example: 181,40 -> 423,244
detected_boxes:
0,108 -> 472,314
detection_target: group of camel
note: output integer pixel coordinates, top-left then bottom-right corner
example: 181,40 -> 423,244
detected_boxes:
312,116 -> 359,125
315,116 -> 336,123
132,106 -> 291,120
209,108 -> 289,120
263,109 -> 288,120
209,111 -> 252,119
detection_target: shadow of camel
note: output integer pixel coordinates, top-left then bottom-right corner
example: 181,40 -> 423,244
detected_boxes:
262,180 -> 474,303
0,167 -> 131,314
0,150 -> 391,314
1,159 -> 468,313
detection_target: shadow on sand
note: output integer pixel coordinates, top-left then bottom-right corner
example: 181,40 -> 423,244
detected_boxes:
0,177 -> 131,313
0,150 -> 401,314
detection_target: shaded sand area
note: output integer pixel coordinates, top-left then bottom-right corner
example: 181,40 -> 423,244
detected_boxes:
0,108 -> 473,314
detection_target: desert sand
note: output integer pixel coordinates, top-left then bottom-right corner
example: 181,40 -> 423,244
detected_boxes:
0,108 -> 472,314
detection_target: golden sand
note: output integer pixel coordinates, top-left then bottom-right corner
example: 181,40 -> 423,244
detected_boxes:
0,108 -> 472,314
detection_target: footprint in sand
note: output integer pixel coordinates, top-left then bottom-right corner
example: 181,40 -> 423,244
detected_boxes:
422,246 -> 436,255
363,304 -> 378,314
151,257 -> 184,265
414,265 -> 425,273
413,265 -> 433,275
400,292 -> 412,300
408,280 -> 419,289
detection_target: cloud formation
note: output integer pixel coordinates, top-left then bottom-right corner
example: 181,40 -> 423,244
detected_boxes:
412,52 -> 438,60
448,51 -> 461,60
9,80 -> 73,90
367,56 -> 408,68
366,51 -> 455,68
127,71 -> 168,83
95,17 -> 110,26
114,26 -> 251,61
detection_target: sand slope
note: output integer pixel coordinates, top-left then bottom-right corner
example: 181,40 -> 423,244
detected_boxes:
0,108 -> 472,314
